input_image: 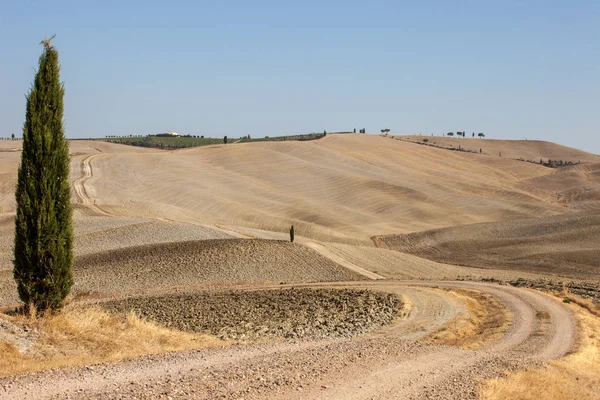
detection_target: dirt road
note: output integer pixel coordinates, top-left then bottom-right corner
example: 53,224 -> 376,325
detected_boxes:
0,281 -> 575,399
72,154 -> 113,217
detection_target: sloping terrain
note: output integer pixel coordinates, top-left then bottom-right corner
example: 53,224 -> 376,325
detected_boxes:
398,135 -> 600,164
0,281 -> 576,400
1,135 -> 598,246
0,134 -> 596,399
376,212 -> 600,279
0,239 -> 360,307
38,135 -> 598,244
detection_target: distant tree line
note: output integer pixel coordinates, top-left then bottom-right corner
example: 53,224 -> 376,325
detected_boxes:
446,131 -> 485,138
517,158 -> 581,168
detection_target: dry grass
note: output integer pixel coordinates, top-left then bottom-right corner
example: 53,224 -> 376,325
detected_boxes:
0,305 -> 225,377
424,289 -> 511,349
480,296 -> 600,400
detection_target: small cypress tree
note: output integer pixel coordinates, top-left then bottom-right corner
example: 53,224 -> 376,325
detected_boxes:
290,225 -> 295,243
224,135 -> 228,144
14,36 -> 74,312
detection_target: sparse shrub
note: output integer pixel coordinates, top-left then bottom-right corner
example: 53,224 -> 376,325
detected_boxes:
423,138 -> 429,143
14,36 -> 74,312
223,135 -> 228,144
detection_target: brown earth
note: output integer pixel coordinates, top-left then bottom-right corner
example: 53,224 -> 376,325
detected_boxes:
101,288 -> 403,340
0,239 -> 361,307
398,135 -> 600,164
375,212 -> 600,280
3,134 -> 599,245
0,281 -> 576,400
0,134 -> 597,399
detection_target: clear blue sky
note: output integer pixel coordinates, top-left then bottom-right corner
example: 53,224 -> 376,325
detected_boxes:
1,1 -> 598,153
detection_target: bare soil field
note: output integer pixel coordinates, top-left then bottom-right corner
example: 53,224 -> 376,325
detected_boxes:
0,239 -> 360,307
4,135 -> 598,245
0,134 -> 598,399
398,135 -> 600,164
73,134 -> 593,243
0,281 -> 576,400
376,212 -> 600,280
102,288 -> 402,340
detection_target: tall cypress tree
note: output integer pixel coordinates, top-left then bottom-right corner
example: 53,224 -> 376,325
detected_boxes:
14,36 -> 73,312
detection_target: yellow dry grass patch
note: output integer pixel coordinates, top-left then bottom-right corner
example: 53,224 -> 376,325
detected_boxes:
480,296 -> 600,400
424,289 -> 511,349
0,305 -> 225,377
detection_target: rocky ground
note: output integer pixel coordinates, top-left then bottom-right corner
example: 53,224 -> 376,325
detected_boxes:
457,276 -> 600,304
0,239 -> 361,307
505,278 -> 600,303
102,288 -> 403,340
0,281 -> 574,400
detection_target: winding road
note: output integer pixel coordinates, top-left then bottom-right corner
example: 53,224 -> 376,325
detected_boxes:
73,154 -> 113,217
45,149 -> 579,399
0,281 -> 575,399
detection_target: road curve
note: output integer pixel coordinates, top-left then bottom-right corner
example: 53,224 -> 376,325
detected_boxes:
72,154 -> 113,217
0,281 -> 575,400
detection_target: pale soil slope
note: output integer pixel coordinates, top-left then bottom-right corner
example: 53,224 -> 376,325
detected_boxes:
399,135 -> 600,164
377,212 -> 600,279
1,136 -> 597,245
1,135 -> 587,244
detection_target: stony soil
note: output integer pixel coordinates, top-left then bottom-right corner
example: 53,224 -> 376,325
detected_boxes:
102,288 -> 402,340
0,281 -> 575,400
0,216 -> 233,272
0,318 -> 38,354
494,277 -> 600,304
0,239 -> 361,306
74,239 -> 359,293
72,217 -> 234,257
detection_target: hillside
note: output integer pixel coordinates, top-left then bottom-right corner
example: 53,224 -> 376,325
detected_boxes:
398,135 -> 600,164
1,135 -> 598,245
376,212 -> 600,279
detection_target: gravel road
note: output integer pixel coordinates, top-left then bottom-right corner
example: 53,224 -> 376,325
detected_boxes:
0,281 -> 575,399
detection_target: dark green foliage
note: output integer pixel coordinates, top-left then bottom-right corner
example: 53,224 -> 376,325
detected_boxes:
106,136 -> 222,149
239,133 -> 325,143
11,133 -> 15,140
423,138 -> 429,143
14,38 -> 73,312
447,132 -> 454,137
290,225 -> 295,243
224,135 -> 228,144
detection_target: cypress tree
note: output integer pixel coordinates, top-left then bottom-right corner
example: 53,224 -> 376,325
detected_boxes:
14,36 -> 73,312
